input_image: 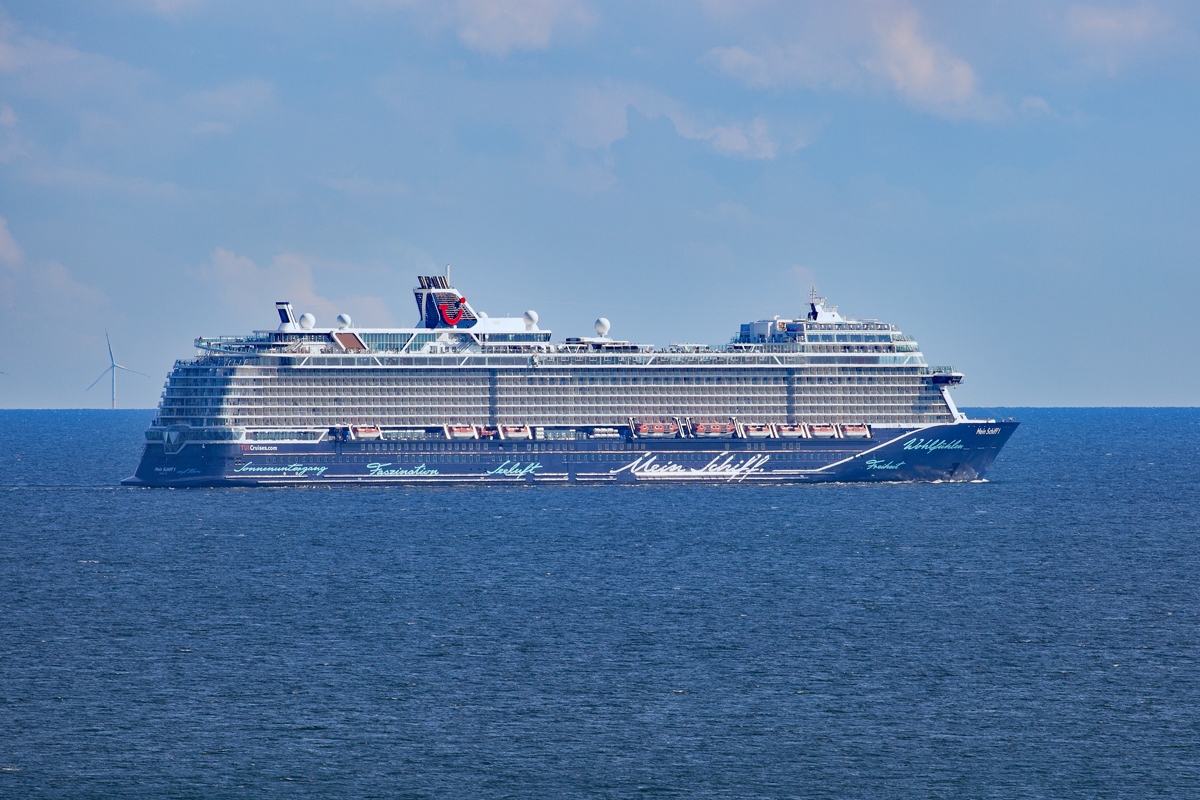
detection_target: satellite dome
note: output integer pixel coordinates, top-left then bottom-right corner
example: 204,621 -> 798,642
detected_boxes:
336,313 -> 352,329
523,310 -> 538,329
595,317 -> 610,337
299,313 -> 316,330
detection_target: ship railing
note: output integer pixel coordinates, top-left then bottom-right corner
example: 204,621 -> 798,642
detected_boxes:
930,366 -> 959,374
195,335 -> 275,345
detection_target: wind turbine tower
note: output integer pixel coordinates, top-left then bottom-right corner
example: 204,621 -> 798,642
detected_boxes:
87,331 -> 147,409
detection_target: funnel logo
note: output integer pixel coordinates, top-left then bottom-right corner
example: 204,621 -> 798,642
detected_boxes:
440,298 -> 467,325
423,292 -> 476,329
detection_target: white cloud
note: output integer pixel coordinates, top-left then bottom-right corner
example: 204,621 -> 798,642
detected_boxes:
702,1 -> 1007,121
185,78 -> 274,135
199,248 -> 395,329
188,78 -> 274,115
0,19 -> 153,105
867,8 -> 1005,120
701,33 -> 862,91
26,165 -> 186,198
703,46 -> 773,87
135,0 -> 205,16
0,217 -> 111,329
366,0 -> 595,55
567,83 -> 780,159
1063,4 -> 1176,75
1066,4 -> 1173,43
0,18 -> 275,188
1020,96 -> 1055,117
455,0 -> 595,55
0,216 -> 23,265
0,103 -> 25,162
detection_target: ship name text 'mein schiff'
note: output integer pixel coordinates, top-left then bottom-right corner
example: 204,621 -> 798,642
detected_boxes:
124,274 -> 1017,486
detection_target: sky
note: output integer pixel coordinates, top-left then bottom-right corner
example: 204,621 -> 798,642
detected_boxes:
1,0 -> 1198,408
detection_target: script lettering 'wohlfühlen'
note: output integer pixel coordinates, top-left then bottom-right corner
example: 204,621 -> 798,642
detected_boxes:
902,438 -> 965,453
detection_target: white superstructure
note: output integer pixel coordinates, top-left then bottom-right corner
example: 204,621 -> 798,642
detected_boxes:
147,276 -> 962,442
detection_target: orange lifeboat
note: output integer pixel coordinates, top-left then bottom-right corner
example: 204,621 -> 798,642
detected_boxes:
841,423 -> 870,439
636,421 -> 679,438
692,421 -> 736,438
742,424 -> 772,439
501,425 -> 532,440
351,425 -> 382,440
809,423 -> 836,439
776,424 -> 805,438
448,425 -> 477,439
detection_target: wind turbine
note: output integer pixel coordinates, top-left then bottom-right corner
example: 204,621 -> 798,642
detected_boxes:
86,330 -> 147,409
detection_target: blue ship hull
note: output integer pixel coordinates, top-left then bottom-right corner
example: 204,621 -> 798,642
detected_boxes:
122,422 -> 1018,487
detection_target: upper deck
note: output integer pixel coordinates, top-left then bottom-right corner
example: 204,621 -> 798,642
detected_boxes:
191,276 -> 939,373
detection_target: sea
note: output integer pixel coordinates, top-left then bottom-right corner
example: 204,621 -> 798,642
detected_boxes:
1,408 -> 1197,799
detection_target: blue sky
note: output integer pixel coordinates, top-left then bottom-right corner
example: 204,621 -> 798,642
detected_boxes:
1,0 -> 1198,408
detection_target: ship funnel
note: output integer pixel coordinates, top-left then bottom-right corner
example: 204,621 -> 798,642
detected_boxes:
276,301 -> 298,332
414,274 -> 479,329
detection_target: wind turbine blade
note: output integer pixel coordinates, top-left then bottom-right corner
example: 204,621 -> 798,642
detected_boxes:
113,365 -> 149,377
86,366 -> 114,391
106,329 -> 115,367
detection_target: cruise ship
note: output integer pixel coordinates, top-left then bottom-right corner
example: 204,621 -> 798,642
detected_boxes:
123,274 -> 1017,486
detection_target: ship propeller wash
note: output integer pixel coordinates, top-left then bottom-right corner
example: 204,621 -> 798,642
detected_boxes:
124,276 -> 1017,486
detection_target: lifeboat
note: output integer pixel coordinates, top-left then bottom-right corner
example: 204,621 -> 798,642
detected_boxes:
636,421 -> 679,438
809,423 -> 837,439
351,425 -> 382,440
448,425 -> 477,439
841,423 -> 870,439
501,425 -> 532,440
743,424 -> 772,439
776,424 -> 805,438
692,421 -> 736,438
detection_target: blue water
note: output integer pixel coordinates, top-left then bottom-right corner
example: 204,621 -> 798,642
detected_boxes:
1,408 -> 1197,798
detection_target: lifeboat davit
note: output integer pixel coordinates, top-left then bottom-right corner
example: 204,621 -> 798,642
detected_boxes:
841,423 -> 871,439
742,424 -> 772,439
809,423 -> 837,439
692,421 -> 736,438
351,425 -> 382,440
636,421 -> 679,438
